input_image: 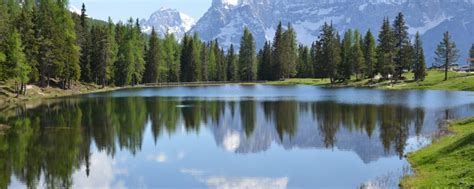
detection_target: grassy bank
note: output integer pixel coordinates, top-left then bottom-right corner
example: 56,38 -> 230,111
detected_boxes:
269,70 -> 474,91
401,118 -> 474,188
0,81 -> 119,105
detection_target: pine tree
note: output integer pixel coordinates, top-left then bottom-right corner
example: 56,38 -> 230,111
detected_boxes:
15,5 -> 39,82
413,32 -> 427,81
131,19 -> 145,85
4,30 -> 31,95
239,27 -> 257,81
192,33 -> 202,81
217,48 -> 227,81
272,22 -> 284,80
296,45 -> 312,78
469,44 -> 474,65
363,30 -> 377,79
283,23 -> 298,78
143,27 -> 160,83
352,30 -> 365,79
435,31 -> 460,81
340,29 -> 353,81
258,41 -> 272,80
180,34 -> 199,82
377,17 -> 395,80
163,32 -> 180,82
226,44 -> 238,81
79,3 -> 91,82
319,22 -> 341,84
392,12 -> 412,81
208,40 -> 217,80
200,42 -> 209,81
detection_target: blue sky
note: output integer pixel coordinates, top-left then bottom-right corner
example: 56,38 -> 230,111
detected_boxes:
69,0 -> 212,22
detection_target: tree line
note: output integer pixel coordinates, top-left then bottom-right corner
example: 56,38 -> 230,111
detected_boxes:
0,1 -> 467,95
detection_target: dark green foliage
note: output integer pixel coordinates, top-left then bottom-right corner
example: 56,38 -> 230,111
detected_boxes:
1,6 -> 436,90
296,45 -> 312,78
469,44 -> 474,64
413,32 -> 427,81
226,44 -> 238,81
239,27 -> 257,81
258,41 -> 273,80
363,30 -> 377,79
393,12 -> 412,80
377,18 -> 395,80
143,28 -> 160,83
435,31 -> 460,81
319,22 -> 341,83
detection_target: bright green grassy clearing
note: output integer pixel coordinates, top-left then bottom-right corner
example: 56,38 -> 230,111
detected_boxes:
401,118 -> 474,188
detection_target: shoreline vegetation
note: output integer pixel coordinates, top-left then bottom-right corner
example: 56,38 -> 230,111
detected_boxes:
0,69 -> 473,186
1,70 -> 472,103
401,118 -> 474,188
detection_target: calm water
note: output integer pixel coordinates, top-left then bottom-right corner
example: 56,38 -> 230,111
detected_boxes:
3,85 -> 474,188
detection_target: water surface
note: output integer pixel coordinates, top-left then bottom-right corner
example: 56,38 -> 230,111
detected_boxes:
3,85 -> 474,188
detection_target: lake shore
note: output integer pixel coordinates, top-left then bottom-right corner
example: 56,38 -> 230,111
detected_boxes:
268,70 -> 474,91
401,117 -> 474,187
1,74 -> 473,187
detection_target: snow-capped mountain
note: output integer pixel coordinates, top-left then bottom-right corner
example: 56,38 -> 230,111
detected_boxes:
68,5 -> 81,15
140,7 -> 195,39
191,0 -> 474,63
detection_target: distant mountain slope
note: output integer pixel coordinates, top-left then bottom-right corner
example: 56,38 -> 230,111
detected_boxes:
191,0 -> 474,64
140,8 -> 195,39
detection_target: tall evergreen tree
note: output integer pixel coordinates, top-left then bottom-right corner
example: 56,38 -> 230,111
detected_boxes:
239,27 -> 257,81
15,5 -> 39,82
3,30 -> 31,95
180,34 -> 199,82
163,33 -> 180,82
413,32 -> 427,81
283,23 -> 298,78
258,41 -> 273,80
469,44 -> 474,65
272,22 -> 285,80
377,17 -> 395,80
435,31 -> 460,81
319,22 -> 341,84
296,45 -> 312,78
352,30 -> 365,79
200,42 -> 209,81
217,48 -> 227,81
143,27 -> 160,83
79,3 -> 91,82
363,30 -> 377,79
226,44 -> 238,81
340,29 -> 353,81
392,12 -> 411,80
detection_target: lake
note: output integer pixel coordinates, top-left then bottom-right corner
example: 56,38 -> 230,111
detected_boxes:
3,85 -> 474,188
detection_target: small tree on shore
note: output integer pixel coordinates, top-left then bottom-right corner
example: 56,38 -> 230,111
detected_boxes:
434,31 -> 459,81
469,44 -> 474,65
413,32 -> 426,81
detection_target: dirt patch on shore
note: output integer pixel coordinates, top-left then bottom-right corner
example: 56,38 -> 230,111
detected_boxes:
0,124 -> 11,134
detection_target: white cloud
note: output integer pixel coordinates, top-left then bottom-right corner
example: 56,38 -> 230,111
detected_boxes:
223,132 -> 241,152
205,176 -> 289,189
72,152 -> 128,189
147,153 -> 168,163
180,168 -> 289,189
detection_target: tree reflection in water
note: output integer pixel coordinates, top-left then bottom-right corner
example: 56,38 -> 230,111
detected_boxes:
0,96 -> 465,188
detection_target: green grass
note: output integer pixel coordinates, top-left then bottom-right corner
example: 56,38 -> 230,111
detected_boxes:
267,78 -> 331,85
384,70 -> 474,91
269,70 -> 474,91
401,118 -> 474,188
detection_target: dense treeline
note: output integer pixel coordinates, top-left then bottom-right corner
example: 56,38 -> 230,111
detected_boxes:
3,1 -> 463,96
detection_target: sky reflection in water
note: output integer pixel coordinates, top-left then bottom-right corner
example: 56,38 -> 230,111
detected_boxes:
4,85 -> 474,188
